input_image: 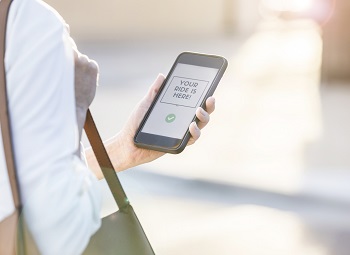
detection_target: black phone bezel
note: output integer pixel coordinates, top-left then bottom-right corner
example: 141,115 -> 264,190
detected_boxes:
134,52 -> 228,154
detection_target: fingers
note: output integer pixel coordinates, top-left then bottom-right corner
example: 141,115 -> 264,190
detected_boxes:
147,73 -> 165,100
196,107 -> 210,129
205,96 -> 216,114
188,122 -> 201,145
188,96 -> 216,145
195,97 -> 215,129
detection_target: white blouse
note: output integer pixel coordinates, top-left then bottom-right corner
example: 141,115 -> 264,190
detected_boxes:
0,0 -> 102,254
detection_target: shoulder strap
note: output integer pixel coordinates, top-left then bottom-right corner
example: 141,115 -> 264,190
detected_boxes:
0,0 -> 21,210
84,110 -> 129,210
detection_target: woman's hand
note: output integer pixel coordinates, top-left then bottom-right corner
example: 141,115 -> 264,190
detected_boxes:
113,74 -> 216,171
85,74 -> 216,178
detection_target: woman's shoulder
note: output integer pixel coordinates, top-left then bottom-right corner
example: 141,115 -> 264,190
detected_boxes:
9,0 -> 67,31
6,0 -> 71,68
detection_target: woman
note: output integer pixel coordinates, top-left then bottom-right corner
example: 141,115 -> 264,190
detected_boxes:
0,0 -> 215,254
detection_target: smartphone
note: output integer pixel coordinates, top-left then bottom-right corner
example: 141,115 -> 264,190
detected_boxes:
134,52 -> 228,154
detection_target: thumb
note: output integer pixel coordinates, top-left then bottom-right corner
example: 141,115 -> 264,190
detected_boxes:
147,73 -> 165,100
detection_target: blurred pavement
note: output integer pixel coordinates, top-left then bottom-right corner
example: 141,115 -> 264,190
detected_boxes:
80,20 -> 350,255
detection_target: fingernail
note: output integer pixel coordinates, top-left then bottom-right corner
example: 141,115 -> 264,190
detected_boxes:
154,73 -> 163,82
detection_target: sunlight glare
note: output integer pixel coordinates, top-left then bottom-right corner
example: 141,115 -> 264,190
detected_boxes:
262,0 -> 315,13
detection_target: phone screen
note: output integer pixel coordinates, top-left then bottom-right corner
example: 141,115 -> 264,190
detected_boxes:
141,63 -> 219,139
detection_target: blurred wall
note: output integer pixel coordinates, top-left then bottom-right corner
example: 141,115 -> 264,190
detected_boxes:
45,0 -> 234,40
45,0 -> 262,41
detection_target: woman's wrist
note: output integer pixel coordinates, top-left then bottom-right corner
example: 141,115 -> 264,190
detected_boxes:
104,132 -> 131,172
85,131 -> 132,180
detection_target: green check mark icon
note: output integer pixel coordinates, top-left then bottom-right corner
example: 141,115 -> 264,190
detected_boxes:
165,114 -> 176,123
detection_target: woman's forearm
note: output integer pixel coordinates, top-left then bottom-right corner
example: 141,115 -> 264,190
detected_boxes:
85,134 -> 128,180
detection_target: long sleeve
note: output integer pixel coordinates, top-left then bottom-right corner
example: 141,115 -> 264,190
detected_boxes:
1,0 -> 102,254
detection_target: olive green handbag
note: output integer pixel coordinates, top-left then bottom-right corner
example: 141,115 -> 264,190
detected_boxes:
0,0 -> 155,253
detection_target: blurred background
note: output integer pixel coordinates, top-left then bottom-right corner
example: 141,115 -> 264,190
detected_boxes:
46,0 -> 350,254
